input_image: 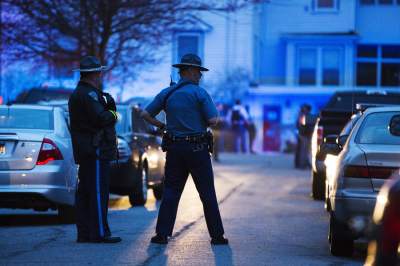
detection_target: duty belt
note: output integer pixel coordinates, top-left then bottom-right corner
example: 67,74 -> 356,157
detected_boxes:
172,134 -> 207,144
161,131 -> 214,153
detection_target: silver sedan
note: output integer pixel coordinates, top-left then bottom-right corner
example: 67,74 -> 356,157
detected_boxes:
0,104 -> 77,223
321,106 -> 400,257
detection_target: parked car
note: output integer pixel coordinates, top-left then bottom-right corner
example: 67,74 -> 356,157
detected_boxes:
311,90 -> 400,200
109,105 -> 165,206
365,114 -> 400,266
320,105 -> 400,257
0,104 -> 77,223
14,87 -> 73,104
324,112 -> 361,212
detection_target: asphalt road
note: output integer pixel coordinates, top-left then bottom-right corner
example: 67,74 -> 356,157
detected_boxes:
0,154 -> 367,265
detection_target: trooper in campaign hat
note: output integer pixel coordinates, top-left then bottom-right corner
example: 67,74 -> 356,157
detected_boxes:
68,56 -> 121,244
141,53 -> 229,245
172,53 -> 209,72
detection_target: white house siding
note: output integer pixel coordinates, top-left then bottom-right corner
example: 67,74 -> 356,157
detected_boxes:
356,3 -> 400,44
115,7 -> 253,101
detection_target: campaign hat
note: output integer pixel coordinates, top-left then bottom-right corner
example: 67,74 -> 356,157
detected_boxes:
172,53 -> 209,71
72,56 -> 106,72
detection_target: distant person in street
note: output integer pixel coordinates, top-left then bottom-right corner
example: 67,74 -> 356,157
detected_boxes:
140,53 -> 228,245
295,104 -> 312,169
212,103 -> 227,162
247,119 -> 257,154
68,56 -> 121,243
229,100 -> 249,153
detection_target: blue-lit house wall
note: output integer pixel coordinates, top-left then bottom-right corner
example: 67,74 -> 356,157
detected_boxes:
246,0 -> 400,153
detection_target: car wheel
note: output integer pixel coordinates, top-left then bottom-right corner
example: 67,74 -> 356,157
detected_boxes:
330,213 -> 354,257
152,178 -> 164,200
58,204 -> 76,224
129,165 -> 148,206
311,170 -> 325,200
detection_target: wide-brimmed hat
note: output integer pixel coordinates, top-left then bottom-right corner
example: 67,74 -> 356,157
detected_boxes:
72,56 -> 106,72
172,53 -> 209,71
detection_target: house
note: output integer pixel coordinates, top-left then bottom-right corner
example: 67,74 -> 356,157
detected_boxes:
247,0 -> 400,153
111,0 -> 400,154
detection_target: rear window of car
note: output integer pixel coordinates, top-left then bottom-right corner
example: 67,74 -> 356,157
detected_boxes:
0,108 -> 54,130
330,95 -> 400,109
355,111 -> 400,145
22,88 -> 73,104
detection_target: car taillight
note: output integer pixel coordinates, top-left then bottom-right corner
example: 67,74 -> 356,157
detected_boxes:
37,139 -> 64,165
342,165 -> 400,179
369,167 -> 400,179
342,165 -> 369,178
117,138 -> 132,158
317,126 -> 323,146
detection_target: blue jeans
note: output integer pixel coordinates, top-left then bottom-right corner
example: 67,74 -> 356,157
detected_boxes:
75,159 -> 111,240
156,141 -> 225,238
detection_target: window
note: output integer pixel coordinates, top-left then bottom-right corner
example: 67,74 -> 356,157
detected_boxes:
178,36 -> 199,60
322,49 -> 340,85
360,0 -> 400,4
355,112 -> 400,145
297,46 -> 342,86
0,109 -> 54,130
356,45 -> 400,87
173,33 -> 204,81
313,0 -> 338,11
299,49 -> 316,85
318,0 -> 334,7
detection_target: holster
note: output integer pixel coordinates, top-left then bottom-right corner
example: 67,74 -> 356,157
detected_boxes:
161,133 -> 173,152
205,131 -> 214,154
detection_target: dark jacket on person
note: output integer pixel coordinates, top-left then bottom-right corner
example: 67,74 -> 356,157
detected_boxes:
68,81 -> 117,164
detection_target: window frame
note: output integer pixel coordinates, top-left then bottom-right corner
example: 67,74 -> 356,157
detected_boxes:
296,45 -> 344,86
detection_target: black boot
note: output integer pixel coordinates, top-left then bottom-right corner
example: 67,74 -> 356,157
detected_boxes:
151,234 -> 168,244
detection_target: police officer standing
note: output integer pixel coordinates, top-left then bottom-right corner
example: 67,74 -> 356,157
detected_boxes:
141,54 -> 228,245
68,56 -> 121,243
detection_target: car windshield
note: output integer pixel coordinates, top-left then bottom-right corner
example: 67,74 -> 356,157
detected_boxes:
355,111 -> 400,145
0,108 -> 54,130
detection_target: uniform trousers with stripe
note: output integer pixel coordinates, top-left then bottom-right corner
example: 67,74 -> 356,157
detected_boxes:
75,159 -> 111,240
156,141 -> 225,238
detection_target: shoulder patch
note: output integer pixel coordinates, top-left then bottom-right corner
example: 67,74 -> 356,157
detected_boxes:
88,91 -> 98,101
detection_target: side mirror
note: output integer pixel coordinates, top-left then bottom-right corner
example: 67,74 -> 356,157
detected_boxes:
319,142 -> 341,156
337,135 -> 348,146
389,115 -> 400,136
324,134 -> 339,144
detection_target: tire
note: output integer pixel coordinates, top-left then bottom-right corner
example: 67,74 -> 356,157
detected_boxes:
311,170 -> 325,200
330,213 -> 354,257
58,204 -> 76,224
152,179 -> 164,201
129,165 -> 148,206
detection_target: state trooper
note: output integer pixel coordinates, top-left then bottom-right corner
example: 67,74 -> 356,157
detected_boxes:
68,56 -> 121,243
141,53 -> 228,245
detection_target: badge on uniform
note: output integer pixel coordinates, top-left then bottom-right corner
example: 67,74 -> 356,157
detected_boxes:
89,91 -> 98,101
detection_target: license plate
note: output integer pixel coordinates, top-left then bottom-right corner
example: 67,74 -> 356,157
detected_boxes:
0,145 -> 4,156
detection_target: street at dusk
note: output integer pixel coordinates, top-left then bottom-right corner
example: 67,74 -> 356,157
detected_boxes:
0,154 -> 367,265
